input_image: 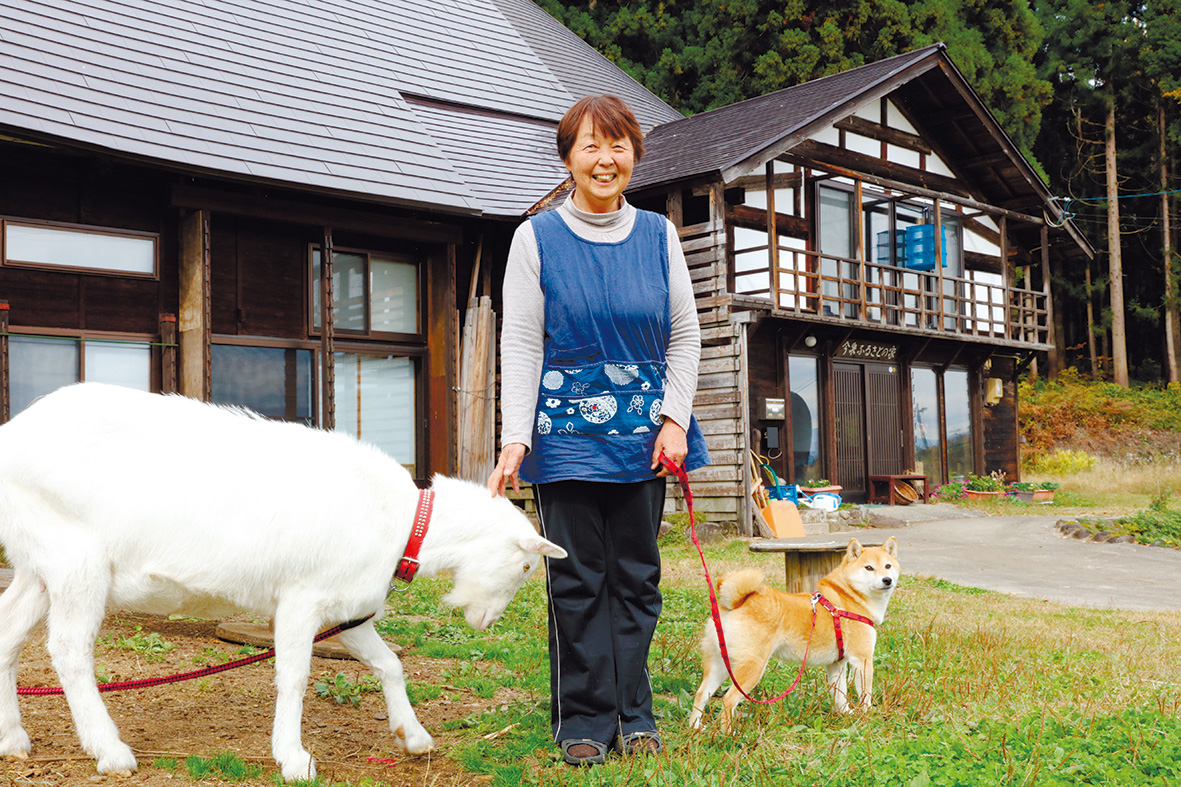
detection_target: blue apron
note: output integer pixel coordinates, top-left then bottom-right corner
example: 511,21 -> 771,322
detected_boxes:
518,208 -> 709,484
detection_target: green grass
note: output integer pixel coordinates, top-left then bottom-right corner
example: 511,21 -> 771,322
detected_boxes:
132,496 -> 1181,786
348,537 -> 1181,787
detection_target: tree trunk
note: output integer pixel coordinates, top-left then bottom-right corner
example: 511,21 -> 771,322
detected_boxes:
1162,100 -> 1180,384
1105,102 -> 1129,386
1086,259 -> 1098,376
1049,256 -> 1066,376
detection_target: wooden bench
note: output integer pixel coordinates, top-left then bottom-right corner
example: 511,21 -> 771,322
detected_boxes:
868,473 -> 930,505
749,536 -> 888,594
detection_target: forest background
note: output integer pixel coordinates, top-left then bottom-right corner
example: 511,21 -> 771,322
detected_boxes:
537,0 -> 1181,386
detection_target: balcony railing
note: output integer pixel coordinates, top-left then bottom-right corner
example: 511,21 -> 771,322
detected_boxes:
732,248 -> 1050,347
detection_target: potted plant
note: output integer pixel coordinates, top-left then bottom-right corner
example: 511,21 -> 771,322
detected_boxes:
799,478 -> 842,494
964,472 -> 1006,501
1011,481 -> 1058,503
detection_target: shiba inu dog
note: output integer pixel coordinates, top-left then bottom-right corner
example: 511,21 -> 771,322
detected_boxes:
687,537 -> 900,731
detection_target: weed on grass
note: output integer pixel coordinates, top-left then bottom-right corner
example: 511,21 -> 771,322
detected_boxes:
101,625 -> 176,663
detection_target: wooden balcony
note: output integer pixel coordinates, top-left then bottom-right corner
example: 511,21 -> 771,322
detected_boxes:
729,248 -> 1050,350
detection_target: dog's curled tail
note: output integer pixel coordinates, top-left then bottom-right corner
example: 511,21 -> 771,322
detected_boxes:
716,568 -> 766,611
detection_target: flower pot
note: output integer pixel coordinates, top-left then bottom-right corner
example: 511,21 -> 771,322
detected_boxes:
1015,489 -> 1055,504
964,489 -> 1002,501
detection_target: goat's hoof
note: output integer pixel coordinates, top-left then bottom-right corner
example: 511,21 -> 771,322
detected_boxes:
279,751 -> 316,782
95,745 -> 137,777
392,723 -> 434,755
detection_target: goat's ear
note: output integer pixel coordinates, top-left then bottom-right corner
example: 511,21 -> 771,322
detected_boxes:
519,534 -> 568,559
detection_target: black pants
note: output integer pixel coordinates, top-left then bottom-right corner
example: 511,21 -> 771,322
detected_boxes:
535,478 -> 666,745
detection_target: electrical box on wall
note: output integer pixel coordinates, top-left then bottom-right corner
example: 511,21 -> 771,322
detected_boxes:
762,398 -> 785,420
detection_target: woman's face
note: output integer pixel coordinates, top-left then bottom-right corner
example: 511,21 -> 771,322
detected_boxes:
563,114 -> 635,214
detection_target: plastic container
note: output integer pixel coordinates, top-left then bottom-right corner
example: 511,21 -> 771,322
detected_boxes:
903,225 -> 947,271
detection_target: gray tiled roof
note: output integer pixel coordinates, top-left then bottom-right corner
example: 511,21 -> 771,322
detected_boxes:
630,46 -> 943,192
0,0 -> 679,218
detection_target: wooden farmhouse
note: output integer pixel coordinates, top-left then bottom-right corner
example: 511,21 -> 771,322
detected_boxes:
0,0 -> 680,486
0,0 -> 1088,531
624,44 -> 1092,528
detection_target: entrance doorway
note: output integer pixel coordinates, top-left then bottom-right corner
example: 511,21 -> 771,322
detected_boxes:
833,361 -> 905,500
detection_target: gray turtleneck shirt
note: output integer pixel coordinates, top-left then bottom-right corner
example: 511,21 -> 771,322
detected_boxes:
499,196 -> 701,453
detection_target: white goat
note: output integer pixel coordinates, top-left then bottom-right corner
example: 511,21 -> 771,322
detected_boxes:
0,382 -> 565,781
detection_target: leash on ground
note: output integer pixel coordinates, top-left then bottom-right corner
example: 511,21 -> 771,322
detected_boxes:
659,453 -> 816,705
17,614 -> 375,696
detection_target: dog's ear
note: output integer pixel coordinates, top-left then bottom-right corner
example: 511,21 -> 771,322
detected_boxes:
846,538 -> 863,559
519,534 -> 568,559
883,536 -> 898,557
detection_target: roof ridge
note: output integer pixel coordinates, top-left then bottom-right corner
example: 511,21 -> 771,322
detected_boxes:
654,43 -> 945,130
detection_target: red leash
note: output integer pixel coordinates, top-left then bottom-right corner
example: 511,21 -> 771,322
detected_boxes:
660,453 -> 815,704
18,614 -> 374,696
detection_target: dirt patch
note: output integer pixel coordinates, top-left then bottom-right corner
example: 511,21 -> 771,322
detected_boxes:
3,613 -> 499,786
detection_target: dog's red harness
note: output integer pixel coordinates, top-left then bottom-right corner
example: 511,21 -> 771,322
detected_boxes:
812,593 -> 875,661
395,489 -> 434,584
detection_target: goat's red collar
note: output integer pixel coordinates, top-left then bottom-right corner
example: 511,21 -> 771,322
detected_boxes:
395,489 -> 434,584
812,593 -> 875,661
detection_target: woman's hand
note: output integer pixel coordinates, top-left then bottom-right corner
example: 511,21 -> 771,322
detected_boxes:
651,419 -> 688,477
487,443 -> 528,497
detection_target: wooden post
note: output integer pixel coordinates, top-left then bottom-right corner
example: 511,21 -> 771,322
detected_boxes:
999,215 -> 1008,340
766,162 -> 780,309
0,300 -> 9,423
320,227 -> 336,431
854,180 -> 866,320
160,314 -> 178,394
933,198 -> 944,331
178,210 -> 211,401
427,244 -> 457,477
738,321 -> 752,536
667,189 -> 683,229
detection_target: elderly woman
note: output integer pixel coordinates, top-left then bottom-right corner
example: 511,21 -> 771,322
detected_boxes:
487,95 -> 708,765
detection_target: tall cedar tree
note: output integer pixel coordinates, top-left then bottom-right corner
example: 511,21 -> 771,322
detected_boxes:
1142,0 -> 1181,381
1036,0 -> 1172,384
536,0 -> 1049,164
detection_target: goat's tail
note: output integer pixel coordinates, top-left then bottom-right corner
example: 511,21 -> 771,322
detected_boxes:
716,568 -> 766,611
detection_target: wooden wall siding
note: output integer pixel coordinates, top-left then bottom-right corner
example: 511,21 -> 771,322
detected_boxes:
210,215 -> 310,338
678,202 -> 748,525
0,152 -> 169,336
745,323 -> 789,483
982,357 -> 1020,480
866,365 -> 905,476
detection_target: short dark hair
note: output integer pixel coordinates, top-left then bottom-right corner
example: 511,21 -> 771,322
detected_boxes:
556,95 -> 645,164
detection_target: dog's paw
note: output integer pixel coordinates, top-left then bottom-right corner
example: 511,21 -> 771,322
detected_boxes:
0,727 -> 32,759
95,743 -> 138,776
393,722 -> 434,755
279,750 -> 316,782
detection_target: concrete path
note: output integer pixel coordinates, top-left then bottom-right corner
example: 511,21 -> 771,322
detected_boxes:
870,513 -> 1181,613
